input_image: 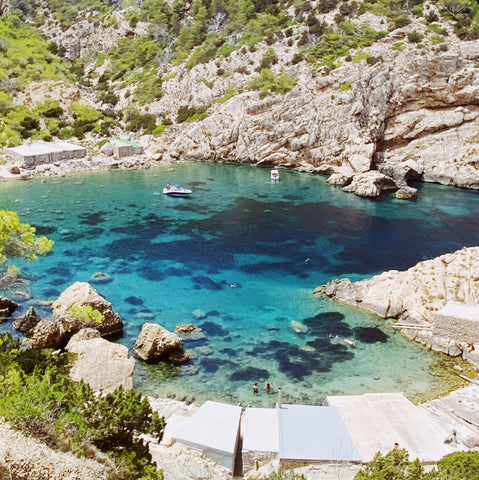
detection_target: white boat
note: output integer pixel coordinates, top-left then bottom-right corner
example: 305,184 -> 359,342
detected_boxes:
271,169 -> 279,181
163,184 -> 192,196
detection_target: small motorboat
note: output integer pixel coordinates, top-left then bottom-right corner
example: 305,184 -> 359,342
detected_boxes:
163,183 -> 192,196
271,169 -> 279,182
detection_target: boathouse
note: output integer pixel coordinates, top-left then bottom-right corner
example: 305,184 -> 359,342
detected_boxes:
110,139 -> 143,158
5,141 -> 86,168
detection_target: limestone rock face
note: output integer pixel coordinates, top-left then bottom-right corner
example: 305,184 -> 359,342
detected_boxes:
52,282 -> 123,337
316,246 -> 479,363
134,323 -> 190,363
66,333 -> 135,394
131,36 -> 479,198
13,306 -> 42,334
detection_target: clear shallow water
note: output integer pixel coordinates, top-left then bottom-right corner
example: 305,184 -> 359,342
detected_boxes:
1,162 -> 478,406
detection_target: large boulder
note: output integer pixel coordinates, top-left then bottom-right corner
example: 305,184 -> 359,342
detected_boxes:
66,331 -> 135,395
13,306 -> 42,334
134,323 -> 191,364
0,296 -> 18,318
51,282 -> 123,337
342,171 -> 397,197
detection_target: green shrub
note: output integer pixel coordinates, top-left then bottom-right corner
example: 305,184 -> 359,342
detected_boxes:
436,451 -> 479,479
125,109 -> 157,133
340,82 -> 352,91
260,48 -> 278,69
391,41 -> 404,50
249,68 -> 298,97
176,105 -> 207,123
407,31 -> 424,43
70,103 -> 105,138
218,85 -> 237,103
218,43 -> 239,57
34,98 -> 63,118
354,448 -> 425,480
66,304 -> 104,326
0,332 -> 165,480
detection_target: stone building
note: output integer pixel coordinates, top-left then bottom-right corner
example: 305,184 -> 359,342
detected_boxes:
110,139 -> 143,158
5,141 -> 87,168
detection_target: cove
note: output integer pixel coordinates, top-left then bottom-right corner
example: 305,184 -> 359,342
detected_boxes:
1,161 -> 478,407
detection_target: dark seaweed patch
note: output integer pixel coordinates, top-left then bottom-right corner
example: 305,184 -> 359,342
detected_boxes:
34,225 -> 57,235
353,326 -> 388,343
45,265 -> 71,277
42,288 -> 60,297
303,312 -> 353,337
125,296 -> 144,306
199,321 -> 229,336
200,357 -> 220,373
220,348 -> 237,356
230,366 -> 270,381
78,212 -> 107,226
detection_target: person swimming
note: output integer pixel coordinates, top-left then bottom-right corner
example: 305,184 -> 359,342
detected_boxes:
253,382 -> 259,395
265,382 -> 272,394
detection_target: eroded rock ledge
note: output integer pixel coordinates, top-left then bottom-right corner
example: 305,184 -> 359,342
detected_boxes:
315,246 -> 479,365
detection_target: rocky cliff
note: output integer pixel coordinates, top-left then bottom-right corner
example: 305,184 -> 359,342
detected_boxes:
145,36 -> 479,197
316,246 -> 479,364
5,0 -> 477,198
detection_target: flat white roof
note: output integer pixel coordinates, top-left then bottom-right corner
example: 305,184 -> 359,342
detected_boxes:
7,143 -> 61,156
173,400 -> 242,454
437,302 -> 479,322
242,408 -> 279,453
326,393 -> 462,463
277,404 -> 361,463
6,141 -> 85,156
55,141 -> 86,151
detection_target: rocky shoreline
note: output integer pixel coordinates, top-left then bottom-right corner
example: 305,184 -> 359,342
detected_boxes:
315,246 -> 479,367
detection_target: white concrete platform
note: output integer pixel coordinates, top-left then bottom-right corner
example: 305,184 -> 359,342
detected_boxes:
325,392 -> 465,463
173,400 -> 242,471
242,408 -> 279,471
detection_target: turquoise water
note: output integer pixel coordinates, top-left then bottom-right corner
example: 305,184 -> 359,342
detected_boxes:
1,162 -> 478,406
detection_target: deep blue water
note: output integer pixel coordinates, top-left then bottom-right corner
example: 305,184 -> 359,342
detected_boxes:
1,161 -> 478,406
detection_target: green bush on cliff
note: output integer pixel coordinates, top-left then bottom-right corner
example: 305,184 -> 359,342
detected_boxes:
0,332 -> 165,480
249,68 -> 298,97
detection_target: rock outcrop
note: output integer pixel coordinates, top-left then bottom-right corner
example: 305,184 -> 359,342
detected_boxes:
66,330 -> 135,394
134,323 -> 191,364
13,306 -> 42,334
51,282 -> 123,337
24,282 -> 123,349
315,246 -> 479,364
0,296 -> 18,318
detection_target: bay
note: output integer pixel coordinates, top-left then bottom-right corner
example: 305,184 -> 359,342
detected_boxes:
1,161 -> 478,406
